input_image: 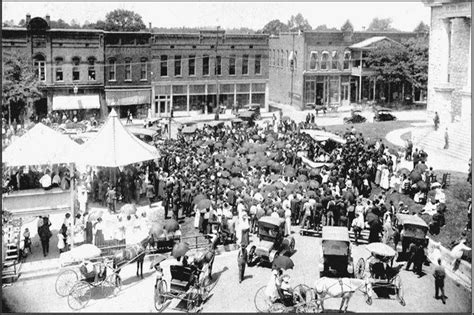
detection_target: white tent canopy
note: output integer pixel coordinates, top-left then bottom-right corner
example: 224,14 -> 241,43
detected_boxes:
302,129 -> 346,144
75,109 -> 159,167
2,123 -> 80,166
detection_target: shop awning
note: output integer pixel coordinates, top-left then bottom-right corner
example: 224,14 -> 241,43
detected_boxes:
52,95 -> 101,110
106,89 -> 151,106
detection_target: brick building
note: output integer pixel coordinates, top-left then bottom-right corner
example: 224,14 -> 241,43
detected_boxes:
151,30 -> 269,116
269,29 -> 418,110
423,0 -> 471,124
2,15 -> 106,121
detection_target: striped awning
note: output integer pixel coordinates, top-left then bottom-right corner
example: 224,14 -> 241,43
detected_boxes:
106,89 -> 151,106
52,94 -> 101,110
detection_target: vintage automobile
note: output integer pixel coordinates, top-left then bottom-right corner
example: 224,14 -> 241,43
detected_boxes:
343,110 -> 367,124
247,216 -> 295,267
306,103 -> 328,114
373,107 -> 397,122
319,226 -> 354,277
241,103 -> 262,119
395,213 -> 429,254
126,127 -> 161,145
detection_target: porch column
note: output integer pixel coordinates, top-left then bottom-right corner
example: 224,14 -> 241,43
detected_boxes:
204,84 -> 208,114
359,52 -> 363,102
373,78 -> 376,101
249,81 -> 253,105
170,84 -> 173,113
186,84 -> 190,113
338,76 -> 341,105
233,84 -> 237,107
348,77 -> 351,104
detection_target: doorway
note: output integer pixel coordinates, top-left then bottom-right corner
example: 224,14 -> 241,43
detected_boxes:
34,98 -> 48,119
316,82 -> 324,105
341,83 -> 350,106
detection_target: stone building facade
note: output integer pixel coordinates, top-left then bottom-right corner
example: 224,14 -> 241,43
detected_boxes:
269,30 -> 419,110
423,0 -> 471,123
151,30 -> 269,116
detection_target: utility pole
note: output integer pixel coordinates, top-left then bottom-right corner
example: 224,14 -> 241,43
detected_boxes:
215,26 -> 221,120
290,33 -> 295,107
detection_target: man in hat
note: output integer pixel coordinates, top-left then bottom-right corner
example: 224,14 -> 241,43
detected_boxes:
433,258 -> 446,304
237,245 -> 248,283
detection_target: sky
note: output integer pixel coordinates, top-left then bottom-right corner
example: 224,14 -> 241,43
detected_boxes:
2,1 -> 431,31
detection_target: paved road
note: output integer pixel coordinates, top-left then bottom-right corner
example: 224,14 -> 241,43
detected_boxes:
3,226 -> 471,313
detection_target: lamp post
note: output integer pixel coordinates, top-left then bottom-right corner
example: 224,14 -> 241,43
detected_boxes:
289,33 -> 296,107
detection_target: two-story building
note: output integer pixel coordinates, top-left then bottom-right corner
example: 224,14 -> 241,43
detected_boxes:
151,30 -> 269,116
2,15 -> 106,121
269,28 -> 418,110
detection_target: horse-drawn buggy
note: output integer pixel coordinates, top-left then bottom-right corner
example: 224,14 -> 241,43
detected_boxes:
320,226 -> 354,277
355,242 -> 405,306
247,216 -> 295,266
395,213 -> 429,255
154,238 -> 219,312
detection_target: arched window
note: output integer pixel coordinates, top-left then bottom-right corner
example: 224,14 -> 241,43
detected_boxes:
309,51 -> 318,70
343,51 -> 351,70
321,52 -> 330,70
55,57 -> 64,81
33,54 -> 46,81
332,51 -> 339,70
87,57 -> 96,81
72,56 -> 81,81
140,57 -> 148,80
108,58 -> 116,81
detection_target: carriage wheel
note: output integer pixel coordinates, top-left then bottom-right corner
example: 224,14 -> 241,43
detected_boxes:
154,279 -> 168,312
55,269 -> 78,297
394,275 -> 405,306
186,287 -> 203,312
254,286 -> 272,313
106,273 -> 122,297
355,258 -> 365,279
269,303 -> 287,313
67,281 -> 92,310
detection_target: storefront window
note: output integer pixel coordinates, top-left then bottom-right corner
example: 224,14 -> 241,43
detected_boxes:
236,84 -> 250,93
329,77 -> 339,104
220,84 -> 234,94
172,96 -> 187,111
55,57 -> 64,81
304,79 -> 316,105
189,84 -> 205,94
172,85 -> 186,95
252,83 -> 266,93
236,94 -> 249,107
251,94 -> 265,107
88,57 -> 96,81
125,59 -> 132,81
72,56 -> 80,81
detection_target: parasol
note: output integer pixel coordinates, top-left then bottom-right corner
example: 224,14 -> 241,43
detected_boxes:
171,242 -> 190,259
298,182 -> 308,190
194,194 -> 207,205
254,192 -> 264,202
214,153 -> 225,160
214,142 -> 223,149
306,190 -> 317,198
416,180 -> 428,191
150,254 -> 168,269
284,166 -> 296,177
409,170 -> 422,182
231,178 -> 244,188
149,222 -> 165,239
274,181 -> 285,189
121,204 -> 138,216
309,180 -> 320,189
196,199 -> 212,210
366,242 -> 396,257
398,168 -> 410,176
198,163 -> 210,171
366,212 -> 379,225
231,166 -> 242,175
297,174 -> 308,182
285,184 -> 296,193
88,208 -> 104,221
269,174 -> 280,181
164,219 -> 180,233
272,256 -> 294,270
221,170 -> 231,178
271,163 -> 282,172
281,116 -> 291,121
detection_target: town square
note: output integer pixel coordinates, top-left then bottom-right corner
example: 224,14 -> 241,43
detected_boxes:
1,1 -> 472,313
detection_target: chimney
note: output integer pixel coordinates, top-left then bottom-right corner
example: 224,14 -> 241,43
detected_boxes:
45,14 -> 50,25
26,14 -> 31,25
149,22 -> 152,32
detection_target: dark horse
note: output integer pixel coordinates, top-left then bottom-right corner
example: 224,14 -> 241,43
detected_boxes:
193,234 -> 219,280
112,236 -> 152,279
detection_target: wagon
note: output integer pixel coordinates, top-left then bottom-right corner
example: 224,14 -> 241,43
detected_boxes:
319,226 -> 354,277
254,283 -> 317,313
247,216 -> 295,266
395,213 -> 429,254
355,242 -> 405,306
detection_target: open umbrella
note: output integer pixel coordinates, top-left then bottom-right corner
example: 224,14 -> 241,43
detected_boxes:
198,163 -> 209,171
88,208 -> 104,221
306,190 -> 317,198
399,168 -> 410,176
366,212 -> 379,225
410,170 -> 422,182
416,180 -> 428,191
231,166 -> 242,176
193,194 -> 207,205
271,163 -> 282,172
197,199 -> 212,210
272,256 -> 294,270
214,153 -> 225,160
285,184 -> 296,193
274,181 -> 285,189
284,166 -> 296,177
221,170 -> 230,178
281,116 -> 291,121
269,174 -> 280,181
172,242 -> 190,259
150,254 -> 168,269
149,222 -> 165,239
231,178 -> 244,188
297,174 -> 308,182
164,219 -> 180,233
298,182 -> 308,190
214,142 -> 223,149
309,180 -> 320,189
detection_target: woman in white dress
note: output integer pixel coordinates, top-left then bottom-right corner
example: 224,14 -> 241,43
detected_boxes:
380,166 -> 390,191
284,207 -> 292,236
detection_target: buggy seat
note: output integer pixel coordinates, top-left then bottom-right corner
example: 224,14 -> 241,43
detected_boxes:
369,261 -> 386,280
80,264 -> 107,283
170,265 -> 194,291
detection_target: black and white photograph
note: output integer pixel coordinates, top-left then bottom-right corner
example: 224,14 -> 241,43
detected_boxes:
1,0 -> 472,313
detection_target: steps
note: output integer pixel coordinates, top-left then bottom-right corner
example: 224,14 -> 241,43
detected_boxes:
414,122 -> 471,163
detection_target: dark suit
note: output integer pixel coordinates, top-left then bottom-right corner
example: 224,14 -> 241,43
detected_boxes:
237,248 -> 248,282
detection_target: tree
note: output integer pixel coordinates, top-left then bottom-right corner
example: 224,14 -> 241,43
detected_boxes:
49,19 -> 71,29
314,24 -> 338,31
2,52 -> 42,123
70,19 -> 81,29
403,37 -> 429,91
104,9 -> 146,32
413,21 -> 429,33
287,13 -> 312,32
82,20 -> 106,30
367,17 -> 399,32
2,19 -> 16,27
341,20 -> 354,33
261,19 -> 289,36
18,19 -> 26,27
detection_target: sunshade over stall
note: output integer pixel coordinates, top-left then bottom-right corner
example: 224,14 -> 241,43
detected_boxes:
301,129 -> 346,144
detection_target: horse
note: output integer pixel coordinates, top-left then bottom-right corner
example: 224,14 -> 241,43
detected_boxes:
192,234 -> 219,282
112,236 -> 152,279
313,277 -> 373,313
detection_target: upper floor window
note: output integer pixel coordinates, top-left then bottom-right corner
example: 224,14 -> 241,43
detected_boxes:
160,55 -> 168,77
88,57 -> 96,81
255,55 -> 261,75
203,55 -> 210,76
215,56 -> 222,75
33,54 -> 46,82
332,51 -> 340,70
229,55 -> 236,75
242,54 -> 249,75
321,52 -> 330,70
189,55 -> 195,76
55,57 -> 64,81
309,52 -> 318,70
140,58 -> 148,80
343,51 -> 351,70
125,58 -> 132,81
72,57 -> 81,81
174,55 -> 181,76
108,59 -> 116,81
